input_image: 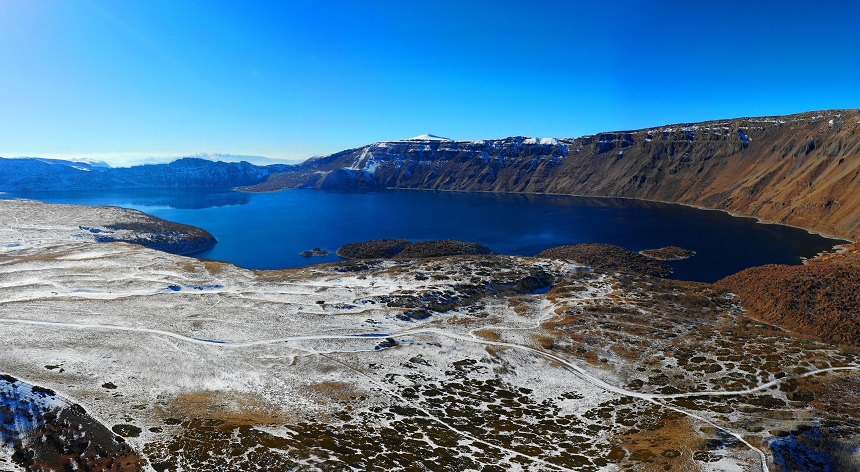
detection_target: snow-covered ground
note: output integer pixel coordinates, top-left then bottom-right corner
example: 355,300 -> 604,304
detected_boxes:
1,199 -> 857,471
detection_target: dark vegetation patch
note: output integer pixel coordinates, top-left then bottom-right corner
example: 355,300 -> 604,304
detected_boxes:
112,424 -> 143,438
374,256 -> 555,315
337,239 -> 411,259
337,239 -> 493,260
770,426 -> 858,472
142,356 -> 623,470
640,246 -> 697,261
395,240 -> 493,259
537,243 -> 671,277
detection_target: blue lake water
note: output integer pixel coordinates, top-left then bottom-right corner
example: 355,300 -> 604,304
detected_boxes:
3,188 -> 848,283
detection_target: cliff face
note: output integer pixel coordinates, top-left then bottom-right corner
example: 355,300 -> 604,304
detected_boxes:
246,109 -> 860,239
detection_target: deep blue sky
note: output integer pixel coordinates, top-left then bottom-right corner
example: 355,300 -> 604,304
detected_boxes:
1,0 -> 858,163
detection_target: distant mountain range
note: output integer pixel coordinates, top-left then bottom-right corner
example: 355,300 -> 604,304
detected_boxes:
3,109 -> 860,239
0,157 -> 292,191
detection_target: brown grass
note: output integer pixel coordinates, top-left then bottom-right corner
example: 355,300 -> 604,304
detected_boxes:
718,244 -> 860,346
616,417 -> 704,471
473,329 -> 502,342
308,381 -> 366,403
168,391 -> 288,425
204,260 -> 228,274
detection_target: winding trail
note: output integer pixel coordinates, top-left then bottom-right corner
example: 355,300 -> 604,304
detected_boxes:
2,314 -> 858,471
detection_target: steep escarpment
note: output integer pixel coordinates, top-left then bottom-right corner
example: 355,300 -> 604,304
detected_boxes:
244,109 -> 860,239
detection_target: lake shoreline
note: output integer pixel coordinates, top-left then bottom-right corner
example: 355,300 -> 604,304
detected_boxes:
381,186 -> 855,245
4,189 -> 844,283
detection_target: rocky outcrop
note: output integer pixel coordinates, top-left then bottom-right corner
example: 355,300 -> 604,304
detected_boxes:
395,240 -> 494,259
337,239 -> 493,260
244,110 -> 860,240
536,243 -> 671,278
90,218 -> 217,255
1,375 -> 146,472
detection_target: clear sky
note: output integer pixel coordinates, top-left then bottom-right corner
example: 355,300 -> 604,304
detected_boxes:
1,0 -> 858,164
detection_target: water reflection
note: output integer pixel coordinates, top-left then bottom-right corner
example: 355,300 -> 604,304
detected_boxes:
5,188 -> 250,210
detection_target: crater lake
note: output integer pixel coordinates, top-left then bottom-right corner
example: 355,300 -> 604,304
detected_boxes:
3,188 -> 848,283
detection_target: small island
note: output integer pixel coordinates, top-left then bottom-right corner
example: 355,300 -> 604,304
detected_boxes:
300,247 -> 332,257
639,246 -> 697,261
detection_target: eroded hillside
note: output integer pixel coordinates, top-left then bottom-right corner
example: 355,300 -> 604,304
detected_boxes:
246,109 -> 860,239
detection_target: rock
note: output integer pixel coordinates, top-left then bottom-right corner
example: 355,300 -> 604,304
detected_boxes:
300,247 -> 332,257
242,110 -> 860,241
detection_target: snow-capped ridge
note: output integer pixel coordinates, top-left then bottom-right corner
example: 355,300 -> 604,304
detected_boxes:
406,134 -> 452,142
523,137 -> 560,146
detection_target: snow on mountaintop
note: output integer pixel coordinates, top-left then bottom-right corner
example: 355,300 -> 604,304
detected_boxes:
406,134 -> 452,141
523,137 -> 560,145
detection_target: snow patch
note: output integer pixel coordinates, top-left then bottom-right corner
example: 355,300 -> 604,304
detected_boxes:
406,134 -> 452,141
522,137 -> 560,146
364,160 -> 379,174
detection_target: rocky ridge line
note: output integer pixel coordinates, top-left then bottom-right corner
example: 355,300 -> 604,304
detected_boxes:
244,109 -> 860,240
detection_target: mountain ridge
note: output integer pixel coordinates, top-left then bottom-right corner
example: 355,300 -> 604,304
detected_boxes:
0,156 -> 293,191
4,109 -> 860,240
242,109 -> 860,240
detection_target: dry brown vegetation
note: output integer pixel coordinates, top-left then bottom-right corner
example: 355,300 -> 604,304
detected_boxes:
640,246 -> 697,261
616,416 -> 705,471
308,381 -> 367,403
167,391 -> 288,426
203,260 -> 228,274
718,243 -> 860,346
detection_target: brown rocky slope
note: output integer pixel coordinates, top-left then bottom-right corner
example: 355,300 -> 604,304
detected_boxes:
717,243 -> 860,347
